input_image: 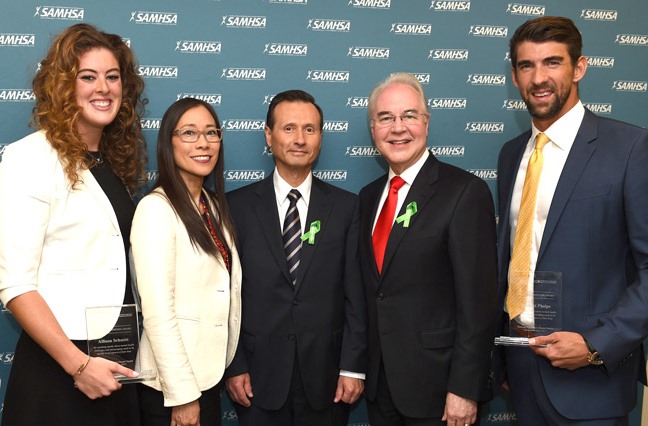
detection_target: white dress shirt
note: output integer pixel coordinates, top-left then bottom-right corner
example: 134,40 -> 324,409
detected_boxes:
372,150 -> 430,232
508,101 -> 585,327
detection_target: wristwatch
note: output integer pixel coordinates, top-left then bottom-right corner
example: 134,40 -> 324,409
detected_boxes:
583,337 -> 604,366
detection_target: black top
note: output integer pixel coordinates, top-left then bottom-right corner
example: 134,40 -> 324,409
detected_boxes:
88,153 -> 135,305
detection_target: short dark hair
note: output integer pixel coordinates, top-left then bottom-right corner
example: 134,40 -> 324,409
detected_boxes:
155,97 -> 236,256
509,16 -> 582,67
265,89 -> 323,131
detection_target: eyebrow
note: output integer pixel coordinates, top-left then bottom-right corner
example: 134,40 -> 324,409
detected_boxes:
77,67 -> 121,74
516,55 -> 565,67
376,108 -> 420,116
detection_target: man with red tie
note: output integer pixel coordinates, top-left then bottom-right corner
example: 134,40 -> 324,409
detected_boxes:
358,73 -> 498,426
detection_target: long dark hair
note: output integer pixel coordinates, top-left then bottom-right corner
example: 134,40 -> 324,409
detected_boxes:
155,97 -> 236,257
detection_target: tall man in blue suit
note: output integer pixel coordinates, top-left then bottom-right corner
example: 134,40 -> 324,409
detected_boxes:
496,16 -> 648,425
224,90 -> 366,426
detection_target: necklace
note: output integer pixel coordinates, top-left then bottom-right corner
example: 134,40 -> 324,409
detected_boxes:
88,151 -> 103,164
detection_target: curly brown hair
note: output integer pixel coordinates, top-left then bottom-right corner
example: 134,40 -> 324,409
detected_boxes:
32,23 -> 147,194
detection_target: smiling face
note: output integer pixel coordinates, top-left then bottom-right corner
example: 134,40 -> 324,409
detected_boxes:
75,47 -> 122,146
511,40 -> 587,131
172,105 -> 221,191
370,83 -> 429,175
265,100 -> 322,183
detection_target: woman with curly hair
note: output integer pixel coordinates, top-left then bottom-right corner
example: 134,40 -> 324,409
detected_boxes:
0,23 -> 146,425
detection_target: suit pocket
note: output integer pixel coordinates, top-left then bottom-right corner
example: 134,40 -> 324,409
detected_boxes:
569,185 -> 610,201
420,328 -> 455,349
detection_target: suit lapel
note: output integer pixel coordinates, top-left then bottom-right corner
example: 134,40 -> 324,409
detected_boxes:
252,176 -> 294,284
364,176 -> 388,280
538,111 -> 598,261
294,178 -> 332,293
381,155 -> 439,278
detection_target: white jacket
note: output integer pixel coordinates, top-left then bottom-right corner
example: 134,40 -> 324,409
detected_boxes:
0,131 -> 128,339
130,188 -> 241,407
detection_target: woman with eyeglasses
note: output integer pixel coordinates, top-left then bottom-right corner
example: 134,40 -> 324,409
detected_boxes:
130,97 -> 241,426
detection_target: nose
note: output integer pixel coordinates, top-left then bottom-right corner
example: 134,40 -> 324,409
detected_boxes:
531,66 -> 549,85
195,132 -> 210,147
95,76 -> 109,93
391,116 -> 407,132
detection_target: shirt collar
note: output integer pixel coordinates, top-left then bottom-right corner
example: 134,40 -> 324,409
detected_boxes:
387,149 -> 430,186
530,101 -> 585,152
273,167 -> 312,207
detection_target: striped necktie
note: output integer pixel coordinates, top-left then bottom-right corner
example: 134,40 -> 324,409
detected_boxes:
283,189 -> 302,285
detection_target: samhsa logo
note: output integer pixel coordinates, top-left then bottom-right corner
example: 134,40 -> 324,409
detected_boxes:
222,119 -> 266,131
469,169 -> 498,180
263,94 -> 276,105
587,56 -> 615,68
345,146 -> 381,157
502,99 -> 527,111
307,70 -> 350,83
130,11 -> 178,25
0,33 -> 36,47
224,170 -> 265,181
313,170 -> 348,181
411,73 -> 431,84
345,97 -> 368,109
615,34 -> 648,46
467,74 -> 506,86
430,146 -> 465,157
465,122 -> 505,133
34,6 -> 84,20
123,38 -> 131,48
221,15 -> 267,29
307,19 -> 351,32
146,170 -> 159,182
612,80 -> 647,92
348,0 -> 391,9
323,121 -> 349,132
0,353 -> 14,364
583,102 -> 612,114
486,412 -> 517,423
264,43 -> 308,56
262,146 -> 274,157
428,49 -> 469,61
221,68 -> 267,81
428,98 -> 467,109
390,23 -> 432,35
140,118 -> 162,130
580,9 -> 618,21
0,89 -> 36,102
175,40 -> 221,54
506,3 -> 546,16
469,25 -> 509,38
176,93 -> 222,106
348,46 -> 390,60
138,65 -> 178,79
429,1 -> 471,12
269,0 -> 307,3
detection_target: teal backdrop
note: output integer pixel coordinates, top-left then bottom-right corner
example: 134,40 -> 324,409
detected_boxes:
1,0 -> 647,424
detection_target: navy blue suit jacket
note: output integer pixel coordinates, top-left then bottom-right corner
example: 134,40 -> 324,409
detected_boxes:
224,175 -> 367,411
496,109 -> 648,419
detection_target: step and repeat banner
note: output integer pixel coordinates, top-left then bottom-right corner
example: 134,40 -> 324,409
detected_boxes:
1,0 -> 647,424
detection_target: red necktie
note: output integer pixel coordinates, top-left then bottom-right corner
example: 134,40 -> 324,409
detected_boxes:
372,176 -> 406,274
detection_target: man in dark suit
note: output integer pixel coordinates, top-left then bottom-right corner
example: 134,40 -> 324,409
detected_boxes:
495,16 -> 648,425
358,73 -> 498,426
224,90 -> 366,426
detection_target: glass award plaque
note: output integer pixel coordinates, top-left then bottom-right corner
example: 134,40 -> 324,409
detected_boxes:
86,304 -> 155,383
494,271 -> 562,347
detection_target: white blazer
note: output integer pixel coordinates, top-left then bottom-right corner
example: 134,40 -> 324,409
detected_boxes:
130,188 -> 242,407
0,131 -> 128,339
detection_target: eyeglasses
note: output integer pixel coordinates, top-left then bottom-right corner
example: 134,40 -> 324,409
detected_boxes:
372,112 -> 429,128
173,127 -> 223,143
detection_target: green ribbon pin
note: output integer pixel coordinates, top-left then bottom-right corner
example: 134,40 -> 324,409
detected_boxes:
395,202 -> 418,228
301,220 -> 321,244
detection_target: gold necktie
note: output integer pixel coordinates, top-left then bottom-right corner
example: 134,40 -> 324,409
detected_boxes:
506,133 -> 550,320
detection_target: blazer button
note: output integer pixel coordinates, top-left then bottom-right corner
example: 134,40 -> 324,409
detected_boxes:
288,334 -> 295,342
292,299 -> 300,306
377,293 -> 385,301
